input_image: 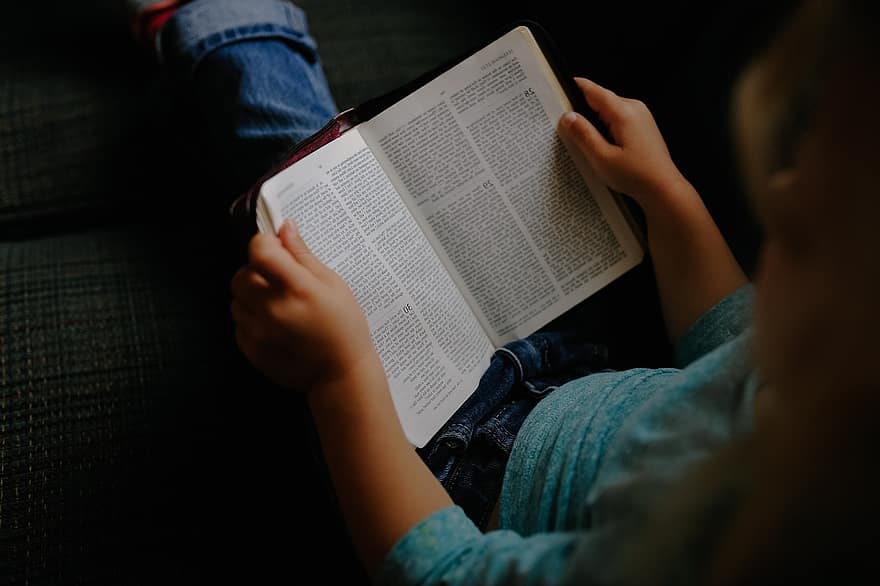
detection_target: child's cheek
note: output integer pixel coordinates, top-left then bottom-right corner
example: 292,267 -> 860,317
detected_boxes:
753,242 -> 812,386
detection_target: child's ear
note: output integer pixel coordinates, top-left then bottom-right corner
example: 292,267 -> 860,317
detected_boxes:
766,169 -> 796,197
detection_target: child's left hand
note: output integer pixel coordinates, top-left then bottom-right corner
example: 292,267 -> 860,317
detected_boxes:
230,220 -> 379,393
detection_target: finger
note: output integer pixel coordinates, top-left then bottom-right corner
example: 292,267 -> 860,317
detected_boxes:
230,265 -> 272,299
278,220 -> 328,275
247,232 -> 311,290
559,111 -> 618,165
574,77 -> 627,127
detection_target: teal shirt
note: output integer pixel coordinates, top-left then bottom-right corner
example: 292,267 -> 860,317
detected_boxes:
378,285 -> 757,585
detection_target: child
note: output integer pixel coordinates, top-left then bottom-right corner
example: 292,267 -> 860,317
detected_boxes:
137,0 -> 878,582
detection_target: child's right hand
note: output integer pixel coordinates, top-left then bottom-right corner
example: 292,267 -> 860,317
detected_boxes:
559,77 -> 693,212
560,79 -> 747,343
230,221 -> 383,394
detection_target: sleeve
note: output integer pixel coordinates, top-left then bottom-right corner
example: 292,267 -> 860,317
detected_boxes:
674,284 -> 754,368
377,506 -> 584,586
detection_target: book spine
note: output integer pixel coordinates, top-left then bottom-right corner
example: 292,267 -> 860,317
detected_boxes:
228,107 -> 361,242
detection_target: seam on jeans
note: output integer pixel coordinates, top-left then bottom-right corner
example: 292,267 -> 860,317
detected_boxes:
443,422 -> 471,438
494,347 -> 523,383
184,25 -> 316,76
489,421 -> 516,449
420,438 -> 442,463
482,403 -> 513,435
440,425 -> 471,450
480,412 -> 516,449
539,335 -> 554,373
446,457 -> 464,494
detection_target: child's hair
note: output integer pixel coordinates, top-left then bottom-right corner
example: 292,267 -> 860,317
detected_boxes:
601,2 -> 880,583
713,2 -> 880,581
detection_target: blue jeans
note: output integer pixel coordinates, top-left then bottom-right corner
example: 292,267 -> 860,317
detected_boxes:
163,0 -> 608,530
162,0 -> 338,192
418,333 -> 608,529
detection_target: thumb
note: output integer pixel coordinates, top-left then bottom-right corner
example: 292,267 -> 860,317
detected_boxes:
279,220 -> 325,274
559,111 -> 616,167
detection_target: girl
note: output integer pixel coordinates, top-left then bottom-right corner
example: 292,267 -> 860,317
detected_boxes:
137,0 -> 878,581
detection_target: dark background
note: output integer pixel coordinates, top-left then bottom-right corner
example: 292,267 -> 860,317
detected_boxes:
0,1 -> 794,583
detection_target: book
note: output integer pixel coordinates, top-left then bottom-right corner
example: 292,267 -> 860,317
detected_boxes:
231,23 -> 644,447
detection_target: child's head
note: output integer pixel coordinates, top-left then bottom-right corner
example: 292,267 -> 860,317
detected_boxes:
734,0 -> 880,404
709,1 -> 879,580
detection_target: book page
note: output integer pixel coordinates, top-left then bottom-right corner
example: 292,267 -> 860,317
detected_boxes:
359,26 -> 644,345
258,130 -> 494,448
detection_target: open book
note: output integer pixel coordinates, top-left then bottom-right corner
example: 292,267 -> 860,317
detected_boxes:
235,24 -> 644,447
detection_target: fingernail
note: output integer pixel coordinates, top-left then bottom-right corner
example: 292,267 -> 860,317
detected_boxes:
561,112 -> 578,128
285,219 -> 299,236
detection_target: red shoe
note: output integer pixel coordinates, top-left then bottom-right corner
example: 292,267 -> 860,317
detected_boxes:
129,0 -> 191,53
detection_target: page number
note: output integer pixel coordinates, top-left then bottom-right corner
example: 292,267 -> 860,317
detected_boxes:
523,87 -> 535,97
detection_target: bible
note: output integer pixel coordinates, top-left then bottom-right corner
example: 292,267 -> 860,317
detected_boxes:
231,23 -> 644,447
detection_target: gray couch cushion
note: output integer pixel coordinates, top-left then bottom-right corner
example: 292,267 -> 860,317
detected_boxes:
300,0 -> 491,110
0,223 -> 377,583
1,226 -> 221,581
0,0 -> 160,230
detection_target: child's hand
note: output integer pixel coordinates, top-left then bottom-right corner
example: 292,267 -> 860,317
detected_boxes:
559,77 -> 692,211
230,221 -> 379,393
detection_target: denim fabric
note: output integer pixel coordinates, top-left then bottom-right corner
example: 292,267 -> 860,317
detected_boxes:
418,332 -> 609,530
160,0 -> 338,190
